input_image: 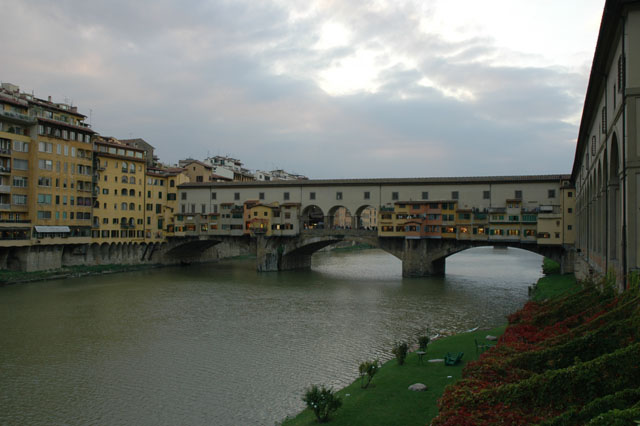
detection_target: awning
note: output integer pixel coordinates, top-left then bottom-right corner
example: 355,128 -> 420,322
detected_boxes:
34,226 -> 71,233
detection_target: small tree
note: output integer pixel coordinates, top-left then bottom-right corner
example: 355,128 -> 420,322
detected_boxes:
302,384 -> 342,423
418,335 -> 430,351
392,341 -> 409,365
417,329 -> 431,351
358,359 -> 380,389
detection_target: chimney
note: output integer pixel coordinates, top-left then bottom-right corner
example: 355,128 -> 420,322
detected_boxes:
48,96 -> 52,102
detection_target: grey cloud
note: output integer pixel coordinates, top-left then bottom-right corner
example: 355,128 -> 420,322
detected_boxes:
0,0 -> 587,179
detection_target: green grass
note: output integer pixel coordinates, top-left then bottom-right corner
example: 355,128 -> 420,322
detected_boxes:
542,258 -> 561,275
281,326 -> 506,426
532,273 -> 581,302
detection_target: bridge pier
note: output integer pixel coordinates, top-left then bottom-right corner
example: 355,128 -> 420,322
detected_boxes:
397,239 -> 450,277
256,236 -> 313,272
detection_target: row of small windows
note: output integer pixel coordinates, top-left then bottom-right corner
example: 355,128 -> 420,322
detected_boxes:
36,211 -> 91,220
38,125 -> 91,143
96,145 -> 144,159
36,194 -> 92,206
184,189 -> 565,202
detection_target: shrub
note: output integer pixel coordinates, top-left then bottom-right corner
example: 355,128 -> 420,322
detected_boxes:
392,341 -> 409,365
302,384 -> 342,423
418,333 -> 430,351
542,258 -> 561,275
358,359 -> 380,389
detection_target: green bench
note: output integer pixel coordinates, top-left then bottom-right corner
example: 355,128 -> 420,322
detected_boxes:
444,352 -> 464,366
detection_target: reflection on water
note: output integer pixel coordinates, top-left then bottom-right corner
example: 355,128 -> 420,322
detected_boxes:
0,247 -> 542,425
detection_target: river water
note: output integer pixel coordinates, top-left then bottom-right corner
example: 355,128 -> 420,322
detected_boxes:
0,247 -> 542,425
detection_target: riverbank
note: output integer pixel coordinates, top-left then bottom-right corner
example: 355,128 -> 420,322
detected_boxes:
281,325 -> 508,426
0,263 -> 168,286
282,270 -> 584,426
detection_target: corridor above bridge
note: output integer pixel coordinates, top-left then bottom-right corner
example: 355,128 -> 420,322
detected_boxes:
175,174 -> 576,247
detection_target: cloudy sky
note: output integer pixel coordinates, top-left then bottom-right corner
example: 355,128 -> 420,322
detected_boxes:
2,0 -> 604,178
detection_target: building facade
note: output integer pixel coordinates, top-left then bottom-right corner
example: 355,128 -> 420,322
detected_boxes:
572,0 -> 640,286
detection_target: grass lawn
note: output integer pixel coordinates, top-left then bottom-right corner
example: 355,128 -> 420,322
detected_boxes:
281,326 -> 506,426
532,272 -> 581,302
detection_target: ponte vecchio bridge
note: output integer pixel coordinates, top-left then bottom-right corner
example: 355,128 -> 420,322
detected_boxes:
167,174 -> 576,277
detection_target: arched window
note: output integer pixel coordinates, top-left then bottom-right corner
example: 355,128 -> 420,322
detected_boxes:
129,177 -> 136,185
121,202 -> 128,211
129,189 -> 135,196
122,188 -> 128,196
130,163 -> 136,173
121,176 -> 128,183
129,202 -> 135,210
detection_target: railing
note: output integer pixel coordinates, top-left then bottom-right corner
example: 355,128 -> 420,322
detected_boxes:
0,166 -> 10,173
0,185 -> 10,193
301,228 -> 378,237
0,147 -> 11,155
0,203 -> 10,210
0,109 -> 36,124
0,219 -> 30,223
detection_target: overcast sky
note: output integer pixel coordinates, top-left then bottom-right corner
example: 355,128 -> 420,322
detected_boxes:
2,0 -> 605,178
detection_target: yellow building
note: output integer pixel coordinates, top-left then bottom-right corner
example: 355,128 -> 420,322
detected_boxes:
0,87 -> 32,245
0,83 -> 95,245
145,166 -> 188,239
92,136 -> 146,242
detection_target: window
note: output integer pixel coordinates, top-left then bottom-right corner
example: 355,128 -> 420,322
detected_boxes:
392,192 -> 399,200
568,208 -> 573,213
158,191 -> 162,199
234,192 -> 240,200
12,194 -> 27,205
37,211 -> 52,219
567,191 -> 573,198
284,192 -> 290,200
170,180 -> 175,188
211,192 -> 216,200
364,191 -> 371,200
568,225 -> 573,230
310,192 -> 316,200
38,142 -> 53,153
37,176 -> 52,187
64,145 -> 69,156
38,159 -> 53,170
483,190 -> 490,199
168,193 -> 176,201
421,192 -> 428,200
13,140 -> 29,152
37,194 -> 52,204
181,192 -> 187,200
515,190 -> 523,199
13,159 -> 28,170
259,192 -> 265,200
12,176 -> 28,187
601,106 -> 607,134
452,191 -> 459,200
146,203 -> 153,211
336,192 -> 342,200
548,189 -> 556,198
201,204 -> 206,214
157,204 -> 162,214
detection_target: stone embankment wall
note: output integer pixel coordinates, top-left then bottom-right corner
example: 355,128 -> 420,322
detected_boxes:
0,238 -> 256,272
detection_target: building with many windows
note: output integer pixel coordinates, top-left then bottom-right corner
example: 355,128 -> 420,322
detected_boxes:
1,82 -> 95,248
92,136 -> 146,242
572,0 -> 640,286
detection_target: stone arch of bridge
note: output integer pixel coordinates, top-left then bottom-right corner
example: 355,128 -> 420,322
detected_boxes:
165,238 -> 223,259
327,205 -> 354,229
301,205 -> 325,230
354,204 -> 377,230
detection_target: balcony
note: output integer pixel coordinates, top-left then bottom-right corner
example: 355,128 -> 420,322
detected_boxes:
0,185 -> 9,193
0,147 -> 11,156
120,223 -> 135,229
0,203 -> 10,210
0,109 -> 36,125
0,165 -> 10,174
